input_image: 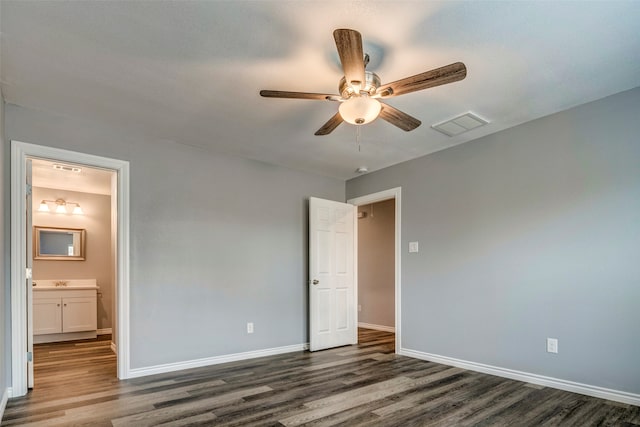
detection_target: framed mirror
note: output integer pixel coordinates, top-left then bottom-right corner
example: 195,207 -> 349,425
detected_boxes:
33,226 -> 86,261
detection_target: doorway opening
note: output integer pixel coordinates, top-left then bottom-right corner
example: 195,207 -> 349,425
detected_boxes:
348,187 -> 401,353
10,140 -> 131,397
356,199 -> 395,331
30,158 -> 117,389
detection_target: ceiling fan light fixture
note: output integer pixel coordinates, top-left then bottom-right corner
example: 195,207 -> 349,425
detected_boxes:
339,96 -> 381,125
260,29 -> 466,135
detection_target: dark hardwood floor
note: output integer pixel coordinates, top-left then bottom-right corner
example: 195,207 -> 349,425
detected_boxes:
2,329 -> 639,426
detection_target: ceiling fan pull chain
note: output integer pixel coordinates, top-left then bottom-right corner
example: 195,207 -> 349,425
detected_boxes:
356,126 -> 361,152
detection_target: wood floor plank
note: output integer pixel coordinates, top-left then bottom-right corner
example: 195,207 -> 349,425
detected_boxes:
2,329 -> 638,426
371,368 -> 472,418
156,411 -> 218,426
111,386 -> 271,426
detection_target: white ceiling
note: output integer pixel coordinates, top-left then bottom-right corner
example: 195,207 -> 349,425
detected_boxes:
31,158 -> 113,196
2,1 -> 639,180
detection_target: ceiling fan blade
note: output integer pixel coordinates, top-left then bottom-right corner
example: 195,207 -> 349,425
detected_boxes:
378,62 -> 467,98
315,112 -> 344,136
379,103 -> 421,131
333,29 -> 366,89
260,90 -> 339,101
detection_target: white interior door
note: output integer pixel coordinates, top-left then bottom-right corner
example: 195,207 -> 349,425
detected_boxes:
309,197 -> 356,351
26,158 -> 34,388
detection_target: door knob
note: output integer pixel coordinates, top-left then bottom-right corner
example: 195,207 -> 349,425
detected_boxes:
312,279 -> 319,285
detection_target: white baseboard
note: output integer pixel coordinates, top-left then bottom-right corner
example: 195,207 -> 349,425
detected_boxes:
34,331 -> 96,344
358,322 -> 395,333
400,348 -> 640,407
128,343 -> 309,379
97,328 -> 112,335
1,387 -> 9,422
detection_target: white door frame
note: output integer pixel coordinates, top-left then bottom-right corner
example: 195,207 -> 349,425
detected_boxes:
10,140 -> 131,397
348,187 -> 401,354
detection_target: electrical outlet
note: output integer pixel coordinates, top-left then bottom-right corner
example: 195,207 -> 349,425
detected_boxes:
247,322 -> 254,334
547,338 -> 558,354
409,241 -> 419,253
358,305 -> 362,312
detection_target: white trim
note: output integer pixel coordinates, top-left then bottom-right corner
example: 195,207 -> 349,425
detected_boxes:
97,328 -> 113,335
400,348 -> 640,407
10,143 -> 28,397
352,204 -> 359,347
10,140 -> 131,397
0,387 -> 8,421
116,158 -> 131,380
348,187 -> 401,354
128,343 -> 309,379
358,322 -> 395,333
34,331 -> 97,344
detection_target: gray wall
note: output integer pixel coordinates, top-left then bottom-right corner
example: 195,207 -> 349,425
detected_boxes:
347,87 -> 640,395
357,199 -> 394,328
1,97 -> 9,400
5,104 -> 345,369
33,187 -> 113,330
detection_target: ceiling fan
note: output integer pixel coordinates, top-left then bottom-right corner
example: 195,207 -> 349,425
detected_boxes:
260,29 -> 467,136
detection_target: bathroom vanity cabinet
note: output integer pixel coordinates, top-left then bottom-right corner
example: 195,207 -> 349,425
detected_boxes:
33,286 -> 98,343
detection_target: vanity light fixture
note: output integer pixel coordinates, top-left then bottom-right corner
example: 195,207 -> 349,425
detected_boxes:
38,201 -> 49,212
38,198 -> 84,215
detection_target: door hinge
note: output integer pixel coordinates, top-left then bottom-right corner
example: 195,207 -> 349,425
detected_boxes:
26,352 -> 33,362
26,183 -> 32,196
26,268 -> 32,279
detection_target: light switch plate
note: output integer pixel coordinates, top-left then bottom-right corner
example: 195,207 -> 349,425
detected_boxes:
409,241 -> 419,253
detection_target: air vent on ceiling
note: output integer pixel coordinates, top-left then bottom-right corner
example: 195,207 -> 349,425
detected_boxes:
53,164 -> 82,173
432,112 -> 488,137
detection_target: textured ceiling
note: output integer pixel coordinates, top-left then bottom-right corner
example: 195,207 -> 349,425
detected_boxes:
2,1 -> 639,179
31,159 -> 113,196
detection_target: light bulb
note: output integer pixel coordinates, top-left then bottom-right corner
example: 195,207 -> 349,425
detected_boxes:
338,96 -> 381,125
38,201 -> 49,212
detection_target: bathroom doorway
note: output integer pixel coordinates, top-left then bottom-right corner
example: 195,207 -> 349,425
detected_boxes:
29,158 -> 117,388
10,140 -> 131,397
